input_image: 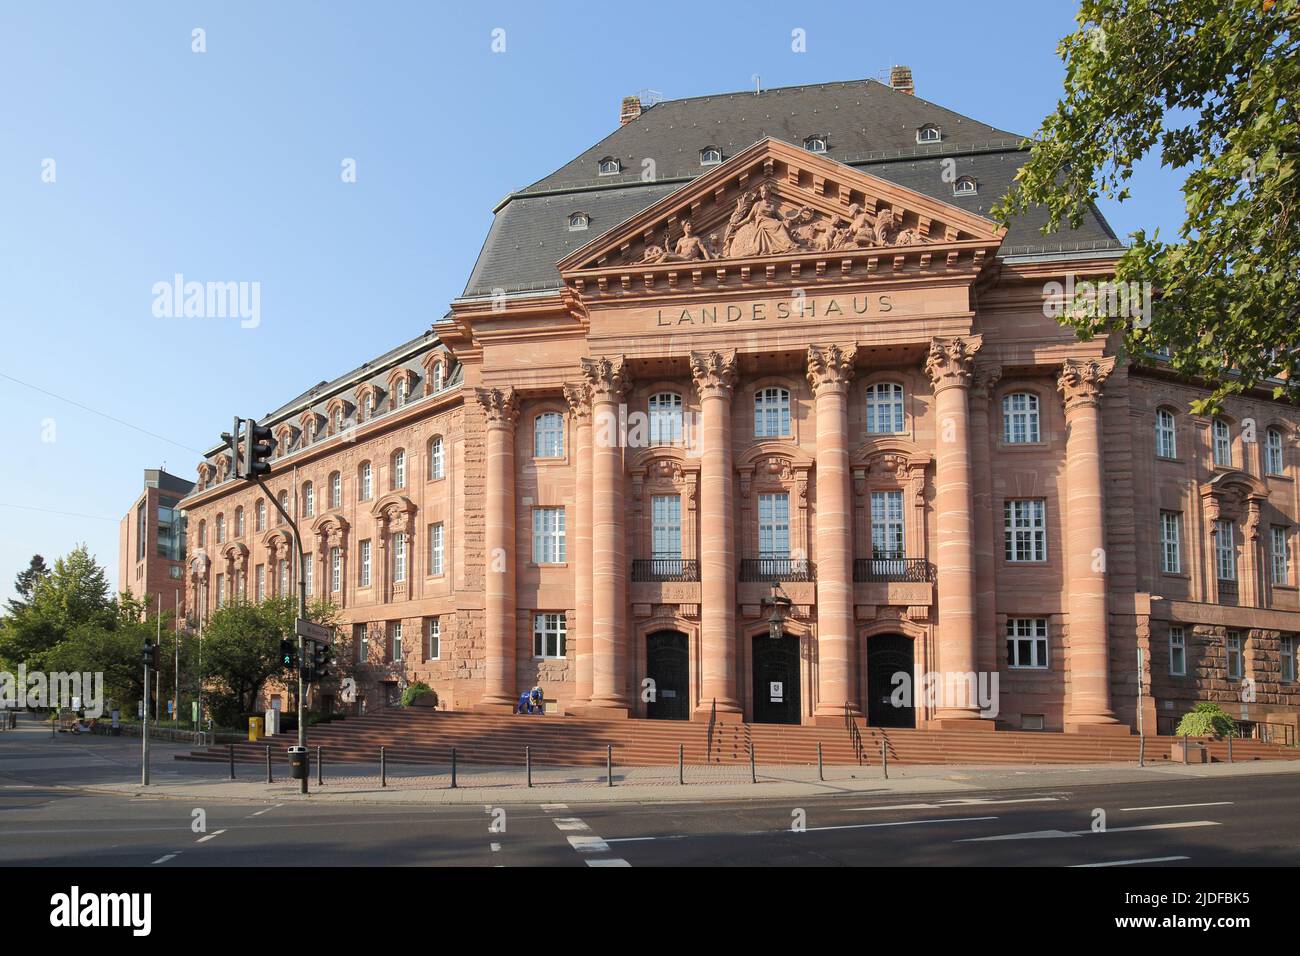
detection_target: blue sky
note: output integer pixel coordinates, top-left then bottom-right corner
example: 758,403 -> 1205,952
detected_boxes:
0,1 -> 1186,604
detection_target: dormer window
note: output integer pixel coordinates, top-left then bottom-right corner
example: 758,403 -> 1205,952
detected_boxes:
568,212 -> 590,231
598,157 -> 620,176
953,176 -> 978,196
803,135 -> 827,153
916,125 -> 942,144
700,146 -> 722,166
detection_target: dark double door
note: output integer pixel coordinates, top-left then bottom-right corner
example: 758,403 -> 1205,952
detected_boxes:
646,630 -> 689,720
752,634 -> 801,724
866,633 -> 915,728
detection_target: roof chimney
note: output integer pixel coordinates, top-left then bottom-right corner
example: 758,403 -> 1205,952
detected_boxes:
889,65 -> 914,95
620,95 -> 642,126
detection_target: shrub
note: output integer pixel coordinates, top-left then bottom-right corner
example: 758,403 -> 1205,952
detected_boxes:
1174,701 -> 1237,739
400,682 -> 437,708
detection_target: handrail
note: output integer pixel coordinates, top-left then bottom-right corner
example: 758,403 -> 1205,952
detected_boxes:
630,558 -> 700,582
852,557 -> 935,583
706,697 -> 717,764
739,558 -> 816,582
844,701 -> 865,765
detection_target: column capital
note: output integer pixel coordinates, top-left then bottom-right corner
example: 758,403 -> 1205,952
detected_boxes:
924,336 -> 981,392
1057,357 -> 1116,412
475,386 -> 520,426
562,381 -> 592,422
806,344 -> 857,395
970,363 -> 1003,401
689,349 -> 738,399
581,355 -> 631,401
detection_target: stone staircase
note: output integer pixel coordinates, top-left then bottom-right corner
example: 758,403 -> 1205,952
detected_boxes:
175,708 -> 1300,770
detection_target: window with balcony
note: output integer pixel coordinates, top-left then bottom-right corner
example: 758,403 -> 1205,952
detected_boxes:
869,490 -> 906,578
758,493 -> 790,558
1006,618 -> 1049,668
1004,499 -> 1047,562
651,495 -> 682,559
865,383 -> 905,434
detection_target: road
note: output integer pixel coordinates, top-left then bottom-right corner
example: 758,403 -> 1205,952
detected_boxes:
1,772 -> 1296,867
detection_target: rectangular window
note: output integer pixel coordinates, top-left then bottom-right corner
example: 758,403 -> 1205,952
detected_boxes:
136,502 -> 147,561
1213,419 -> 1232,467
533,612 -> 567,659
354,623 -> 368,664
330,473 -> 342,508
1002,393 -> 1041,444
870,490 -> 905,558
757,493 -> 791,558
1215,521 -> 1236,581
1169,626 -> 1186,676
330,546 -> 341,593
1160,511 -> 1183,574
278,560 -> 288,596
216,573 -> 225,609
651,495 -> 682,559
359,539 -> 372,588
533,508 -> 566,564
1004,499 -> 1047,562
1282,636 -> 1297,683
429,438 -> 444,479
534,413 -> 565,458
1006,618 -> 1049,669
360,463 -> 372,501
1271,525 -> 1291,586
427,617 -> 441,660
1226,631 -> 1243,680
429,522 -> 445,575
304,558 -> 313,596
1266,429 -> 1284,475
754,388 -> 791,438
393,533 -> 407,583
255,564 -> 266,602
1155,409 -> 1177,458
866,383 -> 905,435
391,621 -> 403,663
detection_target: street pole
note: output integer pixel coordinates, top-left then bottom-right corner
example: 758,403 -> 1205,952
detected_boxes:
155,601 -> 162,722
174,590 -> 181,729
1136,647 -> 1145,768
141,658 -> 150,786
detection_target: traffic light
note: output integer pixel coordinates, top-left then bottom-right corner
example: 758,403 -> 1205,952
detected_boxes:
142,639 -> 157,669
242,418 -> 276,480
313,641 -> 329,680
279,639 -> 296,670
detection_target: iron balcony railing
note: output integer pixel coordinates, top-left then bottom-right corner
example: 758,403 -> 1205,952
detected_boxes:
853,555 -> 936,583
630,558 -> 700,582
739,558 -> 816,582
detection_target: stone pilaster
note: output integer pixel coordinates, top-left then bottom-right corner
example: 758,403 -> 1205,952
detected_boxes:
474,386 -> 519,712
807,344 -> 860,721
691,348 -> 743,719
970,364 -> 1001,677
1058,357 -> 1123,732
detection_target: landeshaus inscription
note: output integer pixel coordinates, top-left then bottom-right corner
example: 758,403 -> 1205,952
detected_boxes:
656,295 -> 893,327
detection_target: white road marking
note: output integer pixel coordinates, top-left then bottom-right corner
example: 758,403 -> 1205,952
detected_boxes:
1071,856 -> 1191,867
605,835 -> 688,844
841,797 -> 1061,812
1119,802 -> 1233,812
196,829 -> 228,843
540,803 -> 568,812
490,843 -> 501,852
553,818 -> 590,832
806,815 -> 999,834
586,858 -> 630,867
959,821 -> 1221,842
150,853 -> 180,864
247,804 -> 284,818
567,835 -> 611,854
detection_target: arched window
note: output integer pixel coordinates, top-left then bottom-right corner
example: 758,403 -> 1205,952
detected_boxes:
428,436 -> 445,479
330,406 -> 343,435
700,146 -> 722,166
916,124 -> 942,143
302,481 -> 314,517
431,361 -> 444,391
648,392 -> 683,445
534,412 -> 564,458
865,382 -> 906,434
953,176 -> 978,196
305,417 -> 317,444
598,157 -> 620,175
568,213 -> 589,231
234,506 -> 244,537
216,514 -> 225,543
278,491 -> 289,523
198,519 -> 207,548
392,449 -> 406,490
803,135 -> 827,153
359,461 -> 373,501
1002,393 -> 1041,444
395,377 -> 409,408
1155,408 -> 1177,459
1213,418 -> 1232,467
1266,428 -> 1285,475
329,471 -> 342,509
255,499 -> 266,532
754,387 -> 791,438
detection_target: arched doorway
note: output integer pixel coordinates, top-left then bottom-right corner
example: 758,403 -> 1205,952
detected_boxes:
645,630 -> 689,720
866,633 -> 915,728
752,633 -> 801,724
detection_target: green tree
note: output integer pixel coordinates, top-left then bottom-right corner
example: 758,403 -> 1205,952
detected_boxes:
7,554 -> 49,614
995,0 -> 1299,412
0,546 -> 115,671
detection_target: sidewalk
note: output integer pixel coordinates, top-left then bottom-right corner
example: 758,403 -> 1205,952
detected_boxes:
5,711 -> 1298,806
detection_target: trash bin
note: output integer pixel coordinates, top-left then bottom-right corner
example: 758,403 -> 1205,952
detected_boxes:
248,716 -> 264,741
288,745 -> 309,780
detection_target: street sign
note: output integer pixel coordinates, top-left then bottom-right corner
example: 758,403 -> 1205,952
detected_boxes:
295,619 -> 332,644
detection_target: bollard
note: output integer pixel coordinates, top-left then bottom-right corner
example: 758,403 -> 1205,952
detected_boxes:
317,746 -> 323,786
380,746 -> 387,787
526,746 -> 532,788
881,739 -> 888,780
607,744 -> 613,788
678,744 -> 684,786
817,742 -> 824,782
266,745 -> 272,783
229,743 -> 235,780
1138,734 -> 1145,768
450,746 -> 457,789
1182,733 -> 1189,765
749,740 -> 756,784
1227,733 -> 1233,764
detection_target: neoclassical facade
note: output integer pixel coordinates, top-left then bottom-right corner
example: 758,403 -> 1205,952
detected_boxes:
177,79 -> 1300,735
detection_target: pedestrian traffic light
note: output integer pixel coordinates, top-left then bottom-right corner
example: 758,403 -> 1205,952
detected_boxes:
279,639 -> 296,669
242,418 -> 276,480
142,639 -> 157,669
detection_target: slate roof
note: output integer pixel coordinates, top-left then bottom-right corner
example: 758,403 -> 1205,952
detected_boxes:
462,77 -> 1123,298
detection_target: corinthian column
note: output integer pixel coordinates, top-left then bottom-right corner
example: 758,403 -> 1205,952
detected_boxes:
475,386 -> 519,713
807,344 -> 859,722
924,337 -> 988,727
970,365 -> 1002,677
691,349 -> 742,719
1058,357 -> 1122,731
564,381 -> 595,710
582,356 -> 631,718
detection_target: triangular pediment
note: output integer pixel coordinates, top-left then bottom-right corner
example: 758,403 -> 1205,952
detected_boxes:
556,138 -> 1004,282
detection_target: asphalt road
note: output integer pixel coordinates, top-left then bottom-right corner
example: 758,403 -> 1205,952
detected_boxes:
1,772 -> 1296,867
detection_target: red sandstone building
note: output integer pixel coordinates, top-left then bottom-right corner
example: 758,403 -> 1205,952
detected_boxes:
119,468 -> 194,617
176,77 -> 1300,736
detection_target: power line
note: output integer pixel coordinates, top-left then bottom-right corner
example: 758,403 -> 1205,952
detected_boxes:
0,370 -> 204,455
0,503 -> 119,523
